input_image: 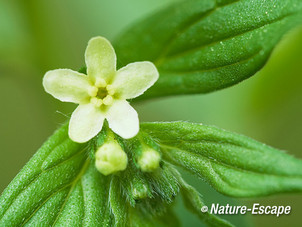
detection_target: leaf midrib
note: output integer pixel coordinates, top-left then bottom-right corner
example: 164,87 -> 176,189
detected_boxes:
50,160 -> 90,227
154,0 -> 241,65
159,49 -> 261,75
157,12 -> 294,69
0,148 -> 87,224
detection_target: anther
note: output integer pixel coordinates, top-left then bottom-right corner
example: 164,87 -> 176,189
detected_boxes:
88,86 -> 98,97
95,78 -> 107,87
103,95 -> 113,105
95,99 -> 103,107
106,85 -> 115,95
91,97 -> 103,107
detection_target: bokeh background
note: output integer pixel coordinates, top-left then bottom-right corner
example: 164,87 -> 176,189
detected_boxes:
1,0 -> 302,226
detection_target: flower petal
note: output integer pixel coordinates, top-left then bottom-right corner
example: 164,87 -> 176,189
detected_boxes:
106,100 -> 139,139
43,69 -> 91,104
69,103 -> 105,143
85,36 -> 116,83
112,61 -> 159,99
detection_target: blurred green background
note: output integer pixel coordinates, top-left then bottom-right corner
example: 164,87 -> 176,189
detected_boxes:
1,0 -> 302,226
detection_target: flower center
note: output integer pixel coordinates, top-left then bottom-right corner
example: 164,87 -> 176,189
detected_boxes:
96,87 -> 108,99
88,79 -> 115,108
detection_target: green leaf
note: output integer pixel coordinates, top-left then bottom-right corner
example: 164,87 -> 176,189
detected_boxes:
128,205 -> 181,227
181,184 -> 234,227
169,163 -> 233,227
0,123 -> 187,226
109,176 -> 128,227
114,0 -> 302,100
0,124 -> 111,226
141,122 -> 302,197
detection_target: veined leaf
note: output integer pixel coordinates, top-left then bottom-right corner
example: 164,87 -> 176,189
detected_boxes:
168,163 -> 233,227
0,123 -> 190,226
109,176 -> 128,227
180,181 -> 233,227
115,0 -> 302,100
0,124 -> 111,226
141,122 -> 302,197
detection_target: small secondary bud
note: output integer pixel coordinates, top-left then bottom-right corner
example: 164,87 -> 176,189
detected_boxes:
138,148 -> 161,172
95,141 -> 128,176
132,185 -> 148,199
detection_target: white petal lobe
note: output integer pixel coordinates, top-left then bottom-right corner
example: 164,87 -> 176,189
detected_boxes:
43,69 -> 91,104
112,61 -> 159,99
106,100 -> 139,139
69,103 -> 105,143
85,36 -> 116,83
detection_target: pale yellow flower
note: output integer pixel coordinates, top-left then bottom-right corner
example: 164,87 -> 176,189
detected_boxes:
43,36 -> 159,143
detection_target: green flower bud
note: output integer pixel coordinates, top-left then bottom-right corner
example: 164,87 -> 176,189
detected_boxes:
95,140 -> 128,175
132,185 -> 149,199
138,148 -> 161,172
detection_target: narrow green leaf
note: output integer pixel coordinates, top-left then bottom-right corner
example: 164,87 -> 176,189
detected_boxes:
128,206 -> 181,227
155,208 -> 181,227
114,0 -> 302,100
169,163 -> 232,227
141,122 -> 302,197
180,178 -> 233,227
109,176 -> 128,227
127,207 -> 158,227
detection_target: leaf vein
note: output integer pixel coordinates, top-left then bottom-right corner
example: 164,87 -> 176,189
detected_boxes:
0,148 -> 86,221
50,160 -> 90,227
161,12 -> 293,62
20,185 -> 70,226
159,49 -> 260,75
160,144 -> 301,178
154,0 -> 241,64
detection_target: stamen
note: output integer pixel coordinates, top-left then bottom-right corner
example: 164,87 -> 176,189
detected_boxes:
95,99 -> 103,107
88,86 -> 98,97
91,97 -> 103,107
95,78 -> 107,87
103,95 -> 113,105
106,85 -> 115,95
90,97 -> 98,105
